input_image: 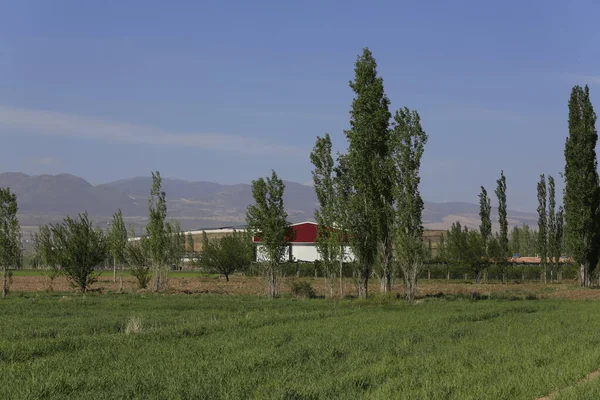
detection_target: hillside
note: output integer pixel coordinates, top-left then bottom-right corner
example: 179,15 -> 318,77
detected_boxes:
0,172 -> 537,233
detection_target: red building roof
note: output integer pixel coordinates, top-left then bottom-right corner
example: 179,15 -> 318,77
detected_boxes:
253,222 -> 318,243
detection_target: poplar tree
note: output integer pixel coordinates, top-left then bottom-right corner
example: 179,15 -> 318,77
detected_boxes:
564,85 -> 600,287
555,206 -> 565,280
495,171 -> 508,282
246,170 -> 289,298
0,188 -> 22,297
310,133 -> 343,297
547,176 -> 557,277
478,187 -> 492,282
479,187 -> 492,245
342,48 -> 392,298
107,209 -> 128,289
147,171 -> 168,291
537,174 -> 548,283
392,107 -> 428,301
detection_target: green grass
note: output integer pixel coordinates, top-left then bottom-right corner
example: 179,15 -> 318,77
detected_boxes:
2,294 -> 600,399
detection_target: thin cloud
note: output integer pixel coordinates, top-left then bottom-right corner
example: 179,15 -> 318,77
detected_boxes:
428,105 -> 531,124
32,157 -> 60,166
564,74 -> 600,86
0,106 -> 307,157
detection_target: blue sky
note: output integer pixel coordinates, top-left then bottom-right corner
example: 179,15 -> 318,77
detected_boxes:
1,0 -> 599,211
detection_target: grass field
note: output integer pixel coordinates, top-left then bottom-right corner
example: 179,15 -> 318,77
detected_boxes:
2,293 -> 600,399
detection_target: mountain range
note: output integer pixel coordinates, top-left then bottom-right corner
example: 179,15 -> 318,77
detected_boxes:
0,172 -> 537,236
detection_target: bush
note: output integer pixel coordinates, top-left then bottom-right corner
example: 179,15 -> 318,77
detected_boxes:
131,266 -> 151,289
290,280 -> 316,299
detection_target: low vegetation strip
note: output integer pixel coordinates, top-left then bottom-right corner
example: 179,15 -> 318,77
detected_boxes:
2,295 -> 600,399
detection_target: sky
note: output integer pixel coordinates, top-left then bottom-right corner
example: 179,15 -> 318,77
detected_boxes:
0,0 -> 599,212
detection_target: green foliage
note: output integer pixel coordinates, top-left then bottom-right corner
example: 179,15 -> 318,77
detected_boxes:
537,175 -> 548,269
564,85 -> 600,286
509,226 -> 520,256
392,107 -> 428,301
446,223 -> 486,282
147,171 -> 169,290
107,209 -> 127,266
49,213 -> 107,292
124,227 -> 152,289
246,170 -> 290,297
495,171 -> 508,258
343,48 -> 392,298
31,225 -> 62,289
165,220 -> 185,270
4,295 -> 600,398
199,230 -> 253,281
478,186 -> 492,248
186,232 -> 195,255
0,187 -> 22,296
310,133 -> 343,296
289,280 -> 317,299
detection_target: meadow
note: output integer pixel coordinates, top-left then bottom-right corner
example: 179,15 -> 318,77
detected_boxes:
2,293 -> 600,399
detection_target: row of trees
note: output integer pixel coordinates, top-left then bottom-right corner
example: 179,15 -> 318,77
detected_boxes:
245,49 -> 429,300
28,170 -> 253,294
243,52 -> 600,298
30,172 -> 189,293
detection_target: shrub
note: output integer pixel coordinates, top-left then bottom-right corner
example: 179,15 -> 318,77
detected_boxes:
290,280 -> 316,299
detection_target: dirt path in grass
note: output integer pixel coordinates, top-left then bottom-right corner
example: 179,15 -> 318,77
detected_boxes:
536,368 -> 600,400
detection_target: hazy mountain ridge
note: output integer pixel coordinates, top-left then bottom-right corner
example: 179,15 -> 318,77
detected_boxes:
0,172 -> 537,233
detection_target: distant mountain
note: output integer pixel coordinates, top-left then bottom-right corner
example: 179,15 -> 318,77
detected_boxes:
0,172 -> 537,234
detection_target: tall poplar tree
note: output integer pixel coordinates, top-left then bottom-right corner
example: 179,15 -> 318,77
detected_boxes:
0,188 -> 22,297
479,188 -> 492,247
478,187 -> 492,282
147,171 -> 168,291
107,209 -> 127,289
537,174 -> 548,283
343,48 -> 392,298
555,206 -> 565,280
564,85 -> 600,287
391,107 -> 428,301
246,170 -> 289,298
310,133 -> 343,297
495,171 -> 508,282
547,176 -> 557,276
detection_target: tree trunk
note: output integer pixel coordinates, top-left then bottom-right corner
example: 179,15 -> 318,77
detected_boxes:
268,265 -> 278,298
1,267 -> 7,298
404,266 -> 418,302
379,271 -> 392,293
580,264 -> 586,287
113,258 -> 117,283
225,273 -> 230,282
446,268 -> 450,281
541,265 -> 547,284
119,265 -> 123,293
339,257 -> 344,299
358,268 -> 368,299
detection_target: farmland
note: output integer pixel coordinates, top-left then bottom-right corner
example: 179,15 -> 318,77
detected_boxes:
2,291 -> 600,399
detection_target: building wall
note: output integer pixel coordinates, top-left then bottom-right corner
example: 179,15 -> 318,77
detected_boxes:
256,243 -> 356,263
290,244 -> 320,262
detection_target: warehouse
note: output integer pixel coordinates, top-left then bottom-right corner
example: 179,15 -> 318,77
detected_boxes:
252,221 -> 355,263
